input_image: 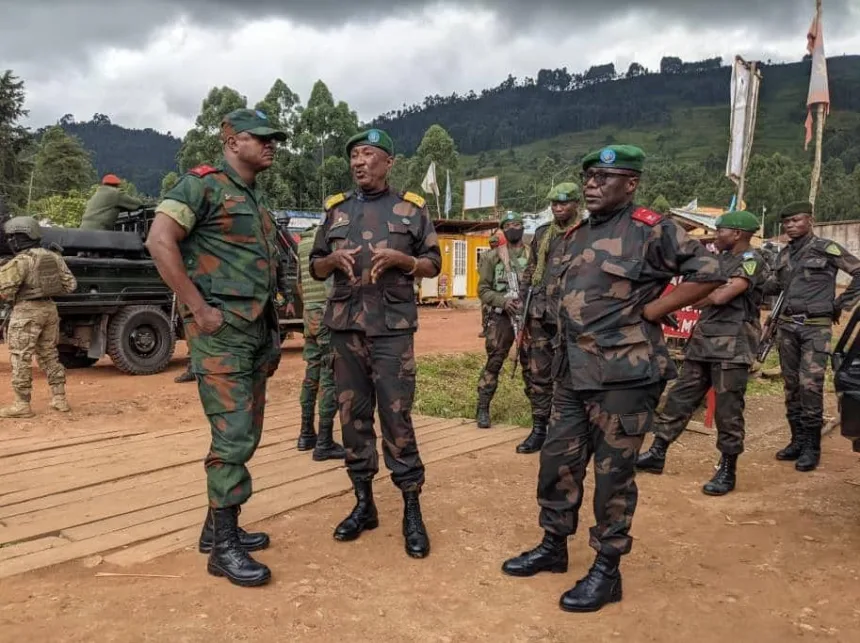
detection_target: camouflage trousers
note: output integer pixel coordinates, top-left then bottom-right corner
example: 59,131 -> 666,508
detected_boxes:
300,307 -> 336,427
538,357 -> 664,556
777,321 -> 831,435
653,359 -> 749,455
186,309 -> 281,508
525,317 -> 556,422
330,330 -> 425,491
6,301 -> 66,399
476,310 -> 531,404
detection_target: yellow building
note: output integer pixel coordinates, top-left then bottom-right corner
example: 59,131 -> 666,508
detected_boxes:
418,220 -> 499,303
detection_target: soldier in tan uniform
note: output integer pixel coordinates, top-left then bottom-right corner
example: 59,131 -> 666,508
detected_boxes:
0,217 -> 77,417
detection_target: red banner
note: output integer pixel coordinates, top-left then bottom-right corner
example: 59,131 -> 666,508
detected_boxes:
660,277 -> 701,339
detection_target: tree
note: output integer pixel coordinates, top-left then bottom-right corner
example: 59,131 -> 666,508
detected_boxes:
253,79 -> 302,209
30,188 -> 92,227
651,195 -> 671,213
0,70 -> 33,211
160,171 -> 179,198
626,62 -> 646,78
31,126 -> 96,202
177,86 -> 247,172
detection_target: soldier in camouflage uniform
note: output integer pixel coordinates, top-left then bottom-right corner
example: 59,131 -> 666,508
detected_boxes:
309,128 -> 441,559
763,201 -> 860,472
296,224 -> 346,461
502,146 -> 724,613
475,212 -> 532,428
478,234 -> 500,338
636,211 -> 769,495
516,182 -> 581,454
0,216 -> 77,418
147,109 -> 287,587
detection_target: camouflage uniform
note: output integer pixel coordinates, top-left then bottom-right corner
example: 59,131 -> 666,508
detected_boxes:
0,227 -> 77,418
476,243 -> 531,425
309,188 -> 441,491
765,232 -> 860,470
637,245 -> 769,492
296,226 -> 344,460
157,160 -> 282,509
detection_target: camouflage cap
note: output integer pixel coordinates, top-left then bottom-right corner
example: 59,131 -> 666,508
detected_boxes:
500,211 -> 523,228
582,145 -> 646,173
716,210 -> 760,232
779,201 -> 813,219
220,108 -> 287,142
546,182 -> 581,202
345,128 -> 395,157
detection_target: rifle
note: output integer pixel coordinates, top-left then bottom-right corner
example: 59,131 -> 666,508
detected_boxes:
756,290 -> 785,363
511,286 -> 533,379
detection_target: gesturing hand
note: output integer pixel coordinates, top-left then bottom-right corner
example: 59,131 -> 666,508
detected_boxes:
370,244 -> 411,283
330,247 -> 361,280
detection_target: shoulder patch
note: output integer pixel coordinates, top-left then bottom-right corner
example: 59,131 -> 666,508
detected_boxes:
742,260 -> 758,277
631,207 -> 663,226
402,191 -> 426,209
187,164 -> 219,178
324,192 -> 347,211
825,243 -> 842,256
743,251 -> 755,259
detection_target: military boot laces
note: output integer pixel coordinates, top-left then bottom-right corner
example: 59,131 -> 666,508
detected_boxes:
795,428 -> 821,472
516,418 -> 548,454
559,553 -> 622,613
206,506 -> 271,587
297,414 -> 317,451
702,454 -> 737,496
402,489 -> 430,558
476,400 -> 491,429
312,421 -> 346,461
635,437 -> 669,474
198,506 -> 270,554
334,481 -> 379,541
49,385 -> 70,413
502,531 -> 569,577
0,393 -> 35,419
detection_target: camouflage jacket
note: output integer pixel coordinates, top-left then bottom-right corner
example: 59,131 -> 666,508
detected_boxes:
309,187 -> 441,337
478,245 -> 529,310
685,248 -> 769,365
558,203 -> 725,390
156,160 -> 280,331
764,233 -> 860,318
0,248 -> 77,302
522,222 -> 569,325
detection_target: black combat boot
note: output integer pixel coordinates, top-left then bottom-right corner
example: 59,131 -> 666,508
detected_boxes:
795,426 -> 821,472
516,418 -> 548,454
312,420 -> 346,461
297,412 -> 317,451
206,506 -> 271,587
174,364 -> 195,383
476,397 -> 492,429
635,437 -> 670,474
333,481 -> 379,541
776,420 -> 803,461
198,506 -> 270,554
702,453 -> 738,496
559,553 -> 622,613
402,488 -> 430,558
501,531 -> 568,577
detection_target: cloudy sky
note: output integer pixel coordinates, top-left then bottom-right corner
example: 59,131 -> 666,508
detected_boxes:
3,0 -> 859,138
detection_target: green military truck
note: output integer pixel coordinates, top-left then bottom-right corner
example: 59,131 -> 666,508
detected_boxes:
0,208 -> 304,375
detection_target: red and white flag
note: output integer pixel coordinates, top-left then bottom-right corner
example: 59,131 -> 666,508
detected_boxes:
805,10 -> 830,149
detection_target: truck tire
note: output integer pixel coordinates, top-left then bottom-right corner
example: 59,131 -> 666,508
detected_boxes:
106,305 -> 176,375
58,350 -> 98,369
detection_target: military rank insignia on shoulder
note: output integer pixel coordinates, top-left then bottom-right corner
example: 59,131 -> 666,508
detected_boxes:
631,207 -> 663,226
187,164 -> 219,177
402,191 -> 426,209
324,192 -> 347,211
825,242 -> 842,256
742,259 -> 758,276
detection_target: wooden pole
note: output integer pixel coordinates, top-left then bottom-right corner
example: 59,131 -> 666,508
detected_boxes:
809,0 -> 825,210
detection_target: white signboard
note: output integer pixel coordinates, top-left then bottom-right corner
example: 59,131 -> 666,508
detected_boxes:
463,177 -> 498,211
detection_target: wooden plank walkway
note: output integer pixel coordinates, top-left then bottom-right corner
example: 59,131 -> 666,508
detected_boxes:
0,401 -> 526,579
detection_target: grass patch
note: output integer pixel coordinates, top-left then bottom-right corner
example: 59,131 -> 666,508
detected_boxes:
415,353 -> 532,428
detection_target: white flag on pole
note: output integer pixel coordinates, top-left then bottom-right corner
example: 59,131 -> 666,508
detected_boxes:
726,56 -> 761,184
444,170 -> 452,218
421,161 -> 439,196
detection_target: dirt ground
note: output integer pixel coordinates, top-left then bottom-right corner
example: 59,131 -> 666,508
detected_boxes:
1,307 -> 859,643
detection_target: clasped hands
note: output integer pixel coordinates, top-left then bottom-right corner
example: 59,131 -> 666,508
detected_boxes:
328,244 -> 415,284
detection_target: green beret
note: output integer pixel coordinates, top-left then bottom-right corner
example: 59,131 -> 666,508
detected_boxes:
345,128 -> 394,157
546,182 -> 581,202
716,210 -> 760,233
500,211 -> 523,227
779,201 -> 813,219
582,145 -> 646,173
220,108 -> 287,141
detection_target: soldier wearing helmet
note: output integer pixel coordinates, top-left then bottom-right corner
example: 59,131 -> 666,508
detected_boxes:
79,174 -> 144,230
0,216 -> 77,417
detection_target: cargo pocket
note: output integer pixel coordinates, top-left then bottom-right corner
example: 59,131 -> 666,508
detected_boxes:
324,286 -> 353,331
597,258 -> 644,300
594,325 -> 653,385
387,221 -> 416,254
210,278 -> 256,324
694,321 -> 738,360
619,410 -> 652,436
384,284 -> 418,331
